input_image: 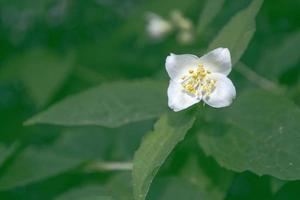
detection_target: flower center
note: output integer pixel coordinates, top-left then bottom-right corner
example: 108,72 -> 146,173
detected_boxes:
181,64 -> 216,97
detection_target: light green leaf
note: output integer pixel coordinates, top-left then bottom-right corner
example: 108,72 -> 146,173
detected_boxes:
55,185 -> 112,200
257,30 -> 300,80
208,0 -> 264,65
0,49 -> 73,107
132,112 -> 195,200
197,0 -> 225,34
198,90 -> 300,180
25,80 -> 167,128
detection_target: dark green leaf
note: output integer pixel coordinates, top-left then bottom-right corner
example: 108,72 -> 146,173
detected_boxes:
257,31 -> 300,80
0,127 -> 111,190
54,127 -> 112,160
148,177 -> 204,200
180,155 -> 233,200
55,185 -> 112,200
0,147 -> 82,190
273,181 -> 300,200
0,143 -> 18,167
110,120 -> 154,160
0,49 -> 74,107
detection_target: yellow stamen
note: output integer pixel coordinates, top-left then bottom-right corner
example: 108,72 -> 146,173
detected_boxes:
181,63 -> 216,97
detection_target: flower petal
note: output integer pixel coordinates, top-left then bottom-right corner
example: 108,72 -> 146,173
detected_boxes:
203,73 -> 236,108
165,53 -> 199,82
167,80 -> 200,112
199,48 -> 232,75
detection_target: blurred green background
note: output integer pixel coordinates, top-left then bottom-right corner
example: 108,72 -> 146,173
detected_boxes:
0,0 -> 300,199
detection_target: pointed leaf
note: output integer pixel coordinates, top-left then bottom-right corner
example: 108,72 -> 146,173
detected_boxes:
208,0 -> 264,65
25,80 -> 167,128
197,0 -> 225,34
132,112 -> 195,200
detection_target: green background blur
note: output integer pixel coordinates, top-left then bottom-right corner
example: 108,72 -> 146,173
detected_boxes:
0,0 -> 299,199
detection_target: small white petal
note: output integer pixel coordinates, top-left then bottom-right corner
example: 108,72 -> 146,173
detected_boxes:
167,80 -> 200,112
203,73 -> 236,108
165,53 -> 199,82
199,48 -> 232,75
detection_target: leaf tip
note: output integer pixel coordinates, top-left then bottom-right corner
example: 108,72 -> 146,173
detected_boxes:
23,118 -> 35,126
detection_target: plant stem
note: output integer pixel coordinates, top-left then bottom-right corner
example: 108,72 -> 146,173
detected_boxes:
84,161 -> 133,172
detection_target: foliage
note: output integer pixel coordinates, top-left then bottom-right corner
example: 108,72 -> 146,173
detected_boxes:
0,0 -> 300,199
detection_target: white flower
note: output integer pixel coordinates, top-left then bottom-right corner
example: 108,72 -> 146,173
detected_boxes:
166,48 -> 236,112
146,13 -> 172,40
170,10 -> 193,31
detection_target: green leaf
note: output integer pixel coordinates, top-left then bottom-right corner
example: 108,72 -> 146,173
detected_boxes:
132,112 -> 195,200
111,120 -> 154,160
198,90 -> 300,180
0,143 -> 18,167
208,0 -> 264,65
0,127 -> 111,190
55,185 -> 112,200
0,49 -> 74,107
180,154 -> 233,200
25,80 -> 167,128
226,172 -> 272,199
105,172 -> 133,200
257,31 -> 300,80
270,178 -> 287,194
0,147 -> 82,190
0,0 -> 51,14
273,181 -> 300,200
54,127 -> 112,160
197,0 -> 225,34
148,177 -> 203,200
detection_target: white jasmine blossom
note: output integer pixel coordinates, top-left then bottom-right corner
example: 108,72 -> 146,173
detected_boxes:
166,48 -> 236,112
170,10 -> 193,31
146,13 -> 172,40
